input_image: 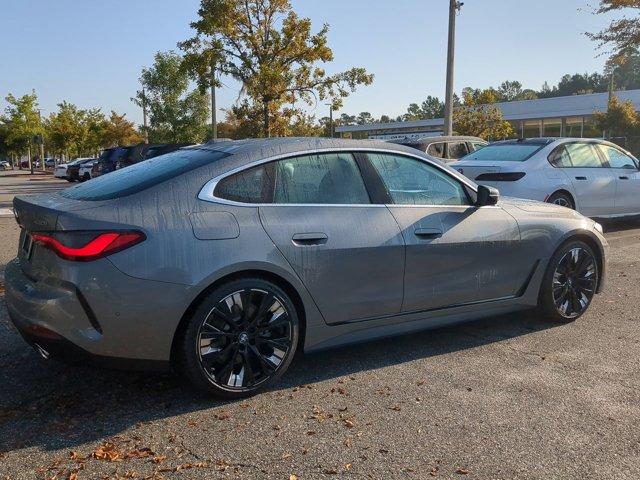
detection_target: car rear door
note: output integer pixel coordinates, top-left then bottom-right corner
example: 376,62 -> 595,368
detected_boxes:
596,143 -> 640,215
364,152 -> 528,313
250,152 -> 405,325
550,142 -> 616,216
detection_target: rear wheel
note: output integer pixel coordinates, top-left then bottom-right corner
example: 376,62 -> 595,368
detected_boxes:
537,240 -> 598,322
179,278 -> 299,398
547,191 -> 574,210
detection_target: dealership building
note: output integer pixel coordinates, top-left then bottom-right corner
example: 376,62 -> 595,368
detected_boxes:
335,89 -> 640,141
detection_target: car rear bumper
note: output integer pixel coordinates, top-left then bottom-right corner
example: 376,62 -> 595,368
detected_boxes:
4,258 -> 190,368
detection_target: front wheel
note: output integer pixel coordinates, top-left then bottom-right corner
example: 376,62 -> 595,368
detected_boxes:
547,191 -> 574,210
537,240 -> 598,322
178,278 -> 299,398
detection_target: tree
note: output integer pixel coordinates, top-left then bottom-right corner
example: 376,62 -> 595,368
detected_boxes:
453,90 -> 514,140
356,112 -> 375,125
180,0 -> 374,137
47,101 -> 89,159
133,51 -> 210,143
1,91 -> 43,167
588,1 -> 640,59
102,111 -> 142,147
595,94 -> 639,137
401,96 -> 445,121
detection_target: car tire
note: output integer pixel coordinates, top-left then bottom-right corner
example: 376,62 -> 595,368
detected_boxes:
178,278 -> 300,398
537,240 -> 598,323
547,191 -> 574,210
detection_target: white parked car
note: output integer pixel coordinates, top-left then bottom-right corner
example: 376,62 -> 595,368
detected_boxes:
54,157 -> 94,180
452,138 -> 640,218
0,161 -> 11,170
78,160 -> 97,181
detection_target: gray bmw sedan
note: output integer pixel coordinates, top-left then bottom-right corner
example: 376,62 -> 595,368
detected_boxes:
5,138 -> 607,397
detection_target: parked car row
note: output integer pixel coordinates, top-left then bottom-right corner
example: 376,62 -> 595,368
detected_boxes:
54,143 -> 189,182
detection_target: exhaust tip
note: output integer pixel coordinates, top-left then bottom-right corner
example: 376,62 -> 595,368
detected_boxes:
33,343 -> 50,360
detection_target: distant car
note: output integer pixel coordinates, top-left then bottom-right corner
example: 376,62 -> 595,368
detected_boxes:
390,136 -> 488,162
44,158 -> 56,168
55,158 -> 95,181
79,160 -> 98,181
116,143 -> 192,169
6,138 -> 608,398
94,147 -> 131,177
452,137 -> 640,218
0,161 -> 11,170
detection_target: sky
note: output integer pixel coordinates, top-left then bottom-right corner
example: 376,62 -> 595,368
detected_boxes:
0,0 -> 619,125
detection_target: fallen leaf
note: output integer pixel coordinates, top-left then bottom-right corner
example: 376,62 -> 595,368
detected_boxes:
324,467 -> 338,474
93,443 -> 121,462
289,475 -> 298,480
126,447 -> 154,459
152,455 -> 167,464
456,467 -> 470,475
343,419 -> 355,429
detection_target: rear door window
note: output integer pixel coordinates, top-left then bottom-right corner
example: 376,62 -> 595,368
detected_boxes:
214,152 -> 371,204
61,149 -> 229,201
447,142 -> 470,159
427,143 -> 445,158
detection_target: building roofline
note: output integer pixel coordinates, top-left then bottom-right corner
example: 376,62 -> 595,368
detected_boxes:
336,89 -> 640,133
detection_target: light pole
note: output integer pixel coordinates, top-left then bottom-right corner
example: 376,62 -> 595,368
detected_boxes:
141,88 -> 149,144
443,0 -> 463,136
210,59 -> 217,141
37,109 -> 45,171
325,103 -> 334,138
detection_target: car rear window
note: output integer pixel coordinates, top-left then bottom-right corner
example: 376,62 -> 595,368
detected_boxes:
462,144 -> 543,162
61,149 -> 229,201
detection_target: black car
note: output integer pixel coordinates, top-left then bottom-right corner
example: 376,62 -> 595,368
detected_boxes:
116,143 -> 191,169
65,158 -> 96,182
94,147 -> 131,177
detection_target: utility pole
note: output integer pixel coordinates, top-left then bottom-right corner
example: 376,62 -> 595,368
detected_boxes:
210,59 -> 217,140
443,0 -> 463,136
141,88 -> 149,144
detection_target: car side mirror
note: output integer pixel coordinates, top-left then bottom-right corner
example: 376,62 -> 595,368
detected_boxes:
476,185 -> 499,206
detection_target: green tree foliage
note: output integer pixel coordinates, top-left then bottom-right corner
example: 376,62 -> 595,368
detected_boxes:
453,90 -> 514,140
595,94 -> 639,137
1,91 -> 43,160
133,51 -> 209,143
101,111 -> 143,147
537,73 -> 609,98
180,0 -> 373,137
588,1 -> 640,59
401,96 -> 445,121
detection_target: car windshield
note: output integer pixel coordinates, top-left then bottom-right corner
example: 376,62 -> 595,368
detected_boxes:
60,149 -> 229,201
461,144 -> 543,162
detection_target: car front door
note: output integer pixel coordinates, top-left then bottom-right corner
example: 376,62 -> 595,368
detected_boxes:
254,152 -> 405,325
364,152 -> 529,313
550,142 -> 616,216
596,144 -> 640,215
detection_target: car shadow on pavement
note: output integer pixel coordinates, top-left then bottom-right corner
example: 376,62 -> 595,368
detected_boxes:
0,308 -> 556,455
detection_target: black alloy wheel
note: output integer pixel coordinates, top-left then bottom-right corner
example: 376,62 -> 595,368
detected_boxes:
180,279 -> 298,397
538,240 -> 598,322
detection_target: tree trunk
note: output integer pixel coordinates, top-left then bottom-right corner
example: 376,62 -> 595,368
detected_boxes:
263,99 -> 270,138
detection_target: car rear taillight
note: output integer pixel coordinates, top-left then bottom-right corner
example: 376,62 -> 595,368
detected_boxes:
475,172 -> 526,182
32,231 -> 145,262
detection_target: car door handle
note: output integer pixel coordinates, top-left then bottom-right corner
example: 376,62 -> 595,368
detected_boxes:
414,228 -> 443,239
292,232 -> 328,246
575,176 -> 587,180
619,176 -> 630,180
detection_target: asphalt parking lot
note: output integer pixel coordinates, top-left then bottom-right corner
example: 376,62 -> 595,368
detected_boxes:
1,172 -> 640,479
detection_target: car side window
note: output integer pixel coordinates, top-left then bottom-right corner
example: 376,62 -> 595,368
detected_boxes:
427,142 -> 445,158
598,145 -> 638,169
273,153 -> 370,204
447,142 -> 469,159
367,153 -> 470,206
548,145 -> 573,167
469,142 -> 487,152
215,163 -> 271,203
566,143 -> 604,168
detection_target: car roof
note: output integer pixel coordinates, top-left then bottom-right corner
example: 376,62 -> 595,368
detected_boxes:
189,137 -> 438,168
